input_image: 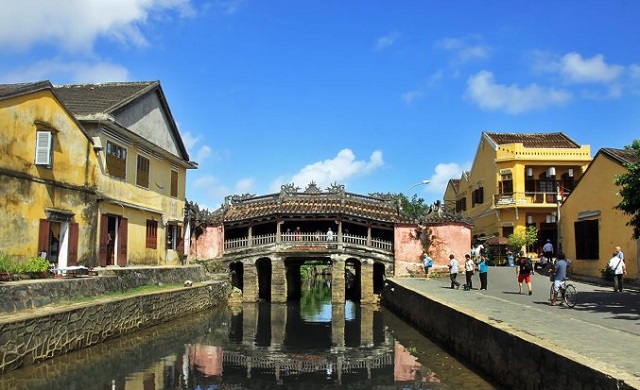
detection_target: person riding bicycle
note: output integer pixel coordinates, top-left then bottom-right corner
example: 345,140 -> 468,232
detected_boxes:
549,252 -> 568,306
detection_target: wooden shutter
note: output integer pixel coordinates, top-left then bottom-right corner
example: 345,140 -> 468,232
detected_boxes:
35,131 -> 52,166
68,223 -> 79,266
38,219 -> 51,257
177,226 -> 184,252
99,215 -> 108,266
117,218 -> 128,267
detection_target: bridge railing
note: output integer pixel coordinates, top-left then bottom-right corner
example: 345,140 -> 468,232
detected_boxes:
224,232 -> 393,252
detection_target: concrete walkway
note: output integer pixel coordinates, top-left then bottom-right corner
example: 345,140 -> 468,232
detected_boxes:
392,266 -> 640,388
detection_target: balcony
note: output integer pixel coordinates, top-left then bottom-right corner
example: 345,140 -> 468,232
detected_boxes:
493,191 -> 560,208
224,232 -> 394,253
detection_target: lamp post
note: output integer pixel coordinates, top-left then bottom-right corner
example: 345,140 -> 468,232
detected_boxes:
407,180 -> 430,195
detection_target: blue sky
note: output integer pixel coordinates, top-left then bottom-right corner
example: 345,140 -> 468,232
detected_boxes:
2,1 -> 639,210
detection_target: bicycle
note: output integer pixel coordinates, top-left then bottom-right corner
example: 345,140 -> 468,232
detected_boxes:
549,280 -> 577,308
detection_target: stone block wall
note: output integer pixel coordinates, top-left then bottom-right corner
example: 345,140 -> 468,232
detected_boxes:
381,280 -> 629,390
0,265 -> 210,314
0,281 -> 229,374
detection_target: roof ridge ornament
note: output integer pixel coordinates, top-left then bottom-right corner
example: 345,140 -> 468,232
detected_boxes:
304,181 -> 322,194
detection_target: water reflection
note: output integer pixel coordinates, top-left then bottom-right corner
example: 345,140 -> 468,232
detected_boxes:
0,276 -> 499,389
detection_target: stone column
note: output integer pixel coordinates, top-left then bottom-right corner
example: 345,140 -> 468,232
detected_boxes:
243,303 -> 257,346
270,303 -> 287,350
367,226 -> 372,246
360,259 -> 376,305
331,255 -> 345,304
331,303 -> 345,349
247,226 -> 253,247
360,304 -> 374,347
242,259 -> 259,303
271,255 -> 287,303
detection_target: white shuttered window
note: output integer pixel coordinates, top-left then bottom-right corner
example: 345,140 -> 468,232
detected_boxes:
35,131 -> 53,166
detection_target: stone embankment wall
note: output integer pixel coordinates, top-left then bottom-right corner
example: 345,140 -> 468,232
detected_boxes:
0,265 -> 210,313
381,279 -> 630,390
0,281 -> 229,374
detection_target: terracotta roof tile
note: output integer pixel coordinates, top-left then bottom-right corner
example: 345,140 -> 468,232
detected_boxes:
484,132 -> 580,148
53,81 -> 158,115
600,147 -> 640,165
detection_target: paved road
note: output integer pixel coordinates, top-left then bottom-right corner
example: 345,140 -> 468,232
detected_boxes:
393,266 -> 640,388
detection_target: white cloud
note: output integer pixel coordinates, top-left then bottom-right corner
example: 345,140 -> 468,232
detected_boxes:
195,145 -> 212,163
466,71 -> 571,114
555,53 -> 623,84
235,177 -> 254,193
0,0 -> 194,52
376,32 -> 400,51
437,37 -> 490,63
0,59 -> 129,84
270,149 -> 384,192
426,162 -> 470,197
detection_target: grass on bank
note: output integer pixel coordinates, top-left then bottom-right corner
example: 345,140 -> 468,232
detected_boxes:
52,283 -> 185,308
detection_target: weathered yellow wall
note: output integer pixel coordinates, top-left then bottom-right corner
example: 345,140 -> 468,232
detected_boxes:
0,91 -> 98,262
95,139 -> 187,265
561,155 -> 637,279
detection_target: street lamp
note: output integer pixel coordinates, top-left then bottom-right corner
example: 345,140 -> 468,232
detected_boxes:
407,180 -> 430,194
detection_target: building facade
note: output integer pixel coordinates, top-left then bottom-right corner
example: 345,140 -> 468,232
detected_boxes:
54,81 -> 196,267
560,148 -> 639,280
444,132 -> 592,254
0,81 -> 100,267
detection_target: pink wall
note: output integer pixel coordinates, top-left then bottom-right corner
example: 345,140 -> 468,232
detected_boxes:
188,224 -> 224,261
394,223 -> 471,276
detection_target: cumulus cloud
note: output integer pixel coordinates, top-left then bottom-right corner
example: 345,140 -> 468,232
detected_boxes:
375,32 -> 400,51
235,177 -> 254,193
466,70 -> 571,114
0,60 -> 129,84
0,0 -> 194,53
544,52 -> 623,84
427,162 -> 471,196
437,36 -> 490,63
270,149 -> 384,191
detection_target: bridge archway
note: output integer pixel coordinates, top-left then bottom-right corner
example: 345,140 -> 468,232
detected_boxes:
284,256 -> 331,301
373,262 -> 386,294
229,261 -> 244,291
345,258 -> 361,303
256,257 -> 272,301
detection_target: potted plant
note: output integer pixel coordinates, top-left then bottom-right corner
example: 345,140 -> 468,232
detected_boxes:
23,256 -> 51,278
0,252 -> 14,281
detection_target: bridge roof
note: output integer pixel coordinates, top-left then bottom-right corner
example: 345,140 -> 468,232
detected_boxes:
221,183 -> 401,224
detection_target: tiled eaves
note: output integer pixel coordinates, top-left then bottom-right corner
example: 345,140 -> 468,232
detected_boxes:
53,81 -> 158,116
600,147 -> 640,165
485,132 -> 581,149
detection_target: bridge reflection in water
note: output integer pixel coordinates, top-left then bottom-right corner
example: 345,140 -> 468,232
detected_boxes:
0,278 -> 498,389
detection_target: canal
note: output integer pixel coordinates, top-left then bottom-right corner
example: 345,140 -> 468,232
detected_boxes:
0,275 -> 501,389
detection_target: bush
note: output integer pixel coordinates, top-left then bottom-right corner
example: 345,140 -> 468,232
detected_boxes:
23,256 -> 50,273
0,252 -> 18,273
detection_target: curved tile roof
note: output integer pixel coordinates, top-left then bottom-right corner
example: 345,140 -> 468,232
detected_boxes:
484,132 -> 580,148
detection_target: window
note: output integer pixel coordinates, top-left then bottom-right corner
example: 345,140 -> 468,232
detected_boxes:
106,141 -> 127,179
166,224 -> 181,250
456,197 -> 467,212
170,170 -> 178,198
472,187 -> 484,207
499,173 -> 513,195
502,226 -> 514,238
136,155 -> 150,188
574,220 -> 599,260
35,131 -> 53,167
146,220 -> 157,249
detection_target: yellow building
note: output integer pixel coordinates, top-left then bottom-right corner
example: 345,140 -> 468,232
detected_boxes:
0,81 -> 99,267
560,148 -> 639,280
445,132 -> 592,254
54,81 -> 197,266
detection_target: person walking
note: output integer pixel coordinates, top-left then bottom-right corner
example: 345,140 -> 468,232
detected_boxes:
516,251 -> 534,295
422,252 -> 434,279
608,248 -> 626,292
448,254 -> 461,289
542,239 -> 554,262
477,254 -> 488,290
464,254 -> 475,290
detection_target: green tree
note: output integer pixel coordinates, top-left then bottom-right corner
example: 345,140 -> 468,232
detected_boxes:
508,226 -> 539,253
398,193 -> 429,219
614,139 -> 640,239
